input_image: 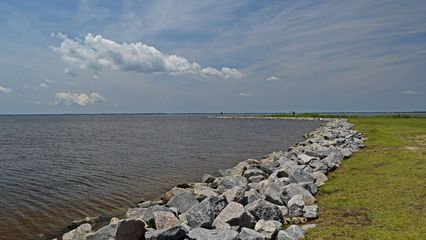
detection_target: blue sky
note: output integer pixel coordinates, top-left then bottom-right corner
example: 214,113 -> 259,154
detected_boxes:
0,0 -> 425,114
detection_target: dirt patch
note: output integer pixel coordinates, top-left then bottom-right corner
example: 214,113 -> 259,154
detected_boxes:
404,146 -> 422,151
415,135 -> 426,146
335,208 -> 373,226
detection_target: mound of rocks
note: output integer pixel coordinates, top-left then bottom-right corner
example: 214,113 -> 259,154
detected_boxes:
58,118 -> 364,240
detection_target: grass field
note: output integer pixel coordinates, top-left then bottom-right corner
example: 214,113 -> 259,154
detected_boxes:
296,117 -> 426,239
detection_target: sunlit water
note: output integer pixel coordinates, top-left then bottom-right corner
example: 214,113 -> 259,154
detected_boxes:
0,115 -> 321,239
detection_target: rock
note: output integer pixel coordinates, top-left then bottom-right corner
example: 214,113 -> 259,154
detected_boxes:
166,192 -> 199,214
282,184 -> 316,205
202,174 -> 216,183
322,152 -> 344,170
116,219 -> 146,240
340,148 -> 352,158
308,160 -> 328,173
86,223 -> 117,240
110,217 -> 120,224
276,230 -> 295,240
161,187 -> 189,203
248,175 -> 266,183
245,199 -> 283,221
68,216 -> 100,230
297,154 -> 315,164
301,224 -> 316,231
188,227 -> 239,240
126,205 -> 171,228
288,194 -> 305,217
263,181 -> 285,205
213,202 -> 256,230
303,205 -> 319,219
145,225 -> 188,240
222,186 -> 246,204
285,225 -> 305,240
311,172 -> 328,186
243,189 -> 262,205
63,223 -> 92,240
243,168 -> 268,179
278,205 -> 289,218
289,169 -> 315,184
215,176 -> 248,193
154,211 -> 180,229
254,219 -> 282,239
238,227 -> 266,240
185,196 -> 227,228
291,217 -> 307,224
193,186 -> 218,201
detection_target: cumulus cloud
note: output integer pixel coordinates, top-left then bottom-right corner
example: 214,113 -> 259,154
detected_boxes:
52,33 -> 245,79
403,90 -> 419,95
239,92 -> 254,97
0,85 -> 12,94
266,76 -> 280,81
54,92 -> 106,106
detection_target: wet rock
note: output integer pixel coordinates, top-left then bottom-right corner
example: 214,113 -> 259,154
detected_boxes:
202,174 -> 216,183
285,225 -> 305,240
303,205 -> 319,219
166,192 -> 199,214
68,216 -> 100,230
145,225 -> 188,240
188,227 -> 239,240
245,199 -> 283,221
116,219 -> 146,240
213,202 -> 256,230
153,211 -> 180,229
254,219 -> 282,239
185,196 -> 227,228
288,194 -> 305,217
63,223 -> 92,240
238,227 -> 266,240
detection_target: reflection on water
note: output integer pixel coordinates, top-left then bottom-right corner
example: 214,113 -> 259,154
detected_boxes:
0,115 -> 321,239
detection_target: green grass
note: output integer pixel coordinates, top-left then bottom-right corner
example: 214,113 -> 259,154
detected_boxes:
299,117 -> 426,239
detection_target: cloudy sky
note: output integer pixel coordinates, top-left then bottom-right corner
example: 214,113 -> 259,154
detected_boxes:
0,0 -> 425,114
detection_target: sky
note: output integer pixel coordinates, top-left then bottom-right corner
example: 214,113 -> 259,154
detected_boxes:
0,0 -> 425,114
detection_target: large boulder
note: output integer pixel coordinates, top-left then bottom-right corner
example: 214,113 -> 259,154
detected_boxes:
63,223 -> 92,240
254,219 -> 282,240
185,196 -> 227,228
276,230 -> 294,240
166,192 -> 199,214
263,180 -> 285,205
116,219 -> 146,240
145,225 -> 188,240
238,227 -> 266,240
193,186 -> 218,201
161,187 -> 189,203
285,225 -> 305,240
222,186 -> 246,204
126,206 -> 172,228
287,194 -> 305,217
153,211 -> 180,230
281,184 -> 316,205
214,176 -> 248,193
243,189 -> 262,205
212,202 -> 256,230
311,172 -> 328,186
188,227 -> 239,240
86,223 -> 118,240
289,169 -> 315,184
245,199 -> 283,221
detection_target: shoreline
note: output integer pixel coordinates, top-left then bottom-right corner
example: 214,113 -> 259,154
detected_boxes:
56,117 -> 364,240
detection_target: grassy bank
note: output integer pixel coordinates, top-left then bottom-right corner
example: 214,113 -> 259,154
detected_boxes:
296,117 -> 426,239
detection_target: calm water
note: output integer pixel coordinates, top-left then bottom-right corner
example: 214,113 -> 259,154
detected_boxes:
0,115 -> 320,239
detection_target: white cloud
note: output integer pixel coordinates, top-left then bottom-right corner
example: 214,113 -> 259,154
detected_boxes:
45,78 -> 55,83
239,92 -> 254,97
54,92 -> 106,106
92,75 -> 99,79
266,76 -> 280,81
403,90 -> 418,95
0,85 -> 12,94
52,33 -> 245,79
34,101 -> 42,105
40,83 -> 49,88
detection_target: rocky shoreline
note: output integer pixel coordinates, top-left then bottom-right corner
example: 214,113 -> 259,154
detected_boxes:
57,118 -> 364,240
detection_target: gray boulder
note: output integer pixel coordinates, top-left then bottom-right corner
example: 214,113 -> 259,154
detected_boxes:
213,202 -> 256,230
161,187 -> 189,203
215,176 -> 248,193
145,225 -> 188,240
248,175 -> 266,183
303,205 -> 319,219
153,211 -> 180,230
126,205 -> 171,228
243,168 -> 268,179
166,192 -> 199,214
116,219 -> 146,240
263,180 -> 285,205
238,227 -> 266,240
289,169 -> 315,184
188,227 -> 239,240
185,196 -> 227,228
285,225 -> 305,240
245,199 -> 283,221
86,223 -> 117,240
276,230 -> 295,240
222,186 -> 246,204
254,219 -> 282,240
193,186 -> 218,201
282,184 -> 316,205
288,194 -> 305,217
243,189 -> 262,205
311,172 -> 328,186
63,223 -> 92,240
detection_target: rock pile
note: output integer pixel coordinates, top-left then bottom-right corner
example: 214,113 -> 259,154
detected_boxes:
58,119 -> 364,240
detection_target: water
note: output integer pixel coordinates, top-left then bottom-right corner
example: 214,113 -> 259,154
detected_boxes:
0,115 -> 321,239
